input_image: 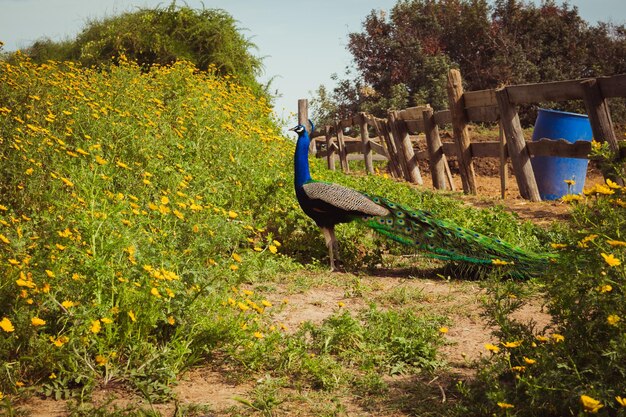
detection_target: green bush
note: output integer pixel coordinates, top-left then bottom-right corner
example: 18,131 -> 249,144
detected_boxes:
464,182 -> 626,416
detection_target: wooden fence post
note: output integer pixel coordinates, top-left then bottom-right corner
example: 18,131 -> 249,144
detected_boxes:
325,125 -> 336,171
446,69 -> 477,194
373,118 -> 402,178
422,108 -> 449,190
335,122 -> 350,173
495,87 -> 541,202
388,110 -> 423,184
498,121 -> 508,199
297,99 -> 316,155
581,78 -> 619,153
358,113 -> 374,174
581,78 -> 624,185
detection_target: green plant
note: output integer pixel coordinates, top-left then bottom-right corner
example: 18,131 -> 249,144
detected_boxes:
465,181 -> 626,416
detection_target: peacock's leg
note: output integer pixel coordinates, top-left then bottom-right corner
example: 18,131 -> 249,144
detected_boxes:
321,226 -> 337,271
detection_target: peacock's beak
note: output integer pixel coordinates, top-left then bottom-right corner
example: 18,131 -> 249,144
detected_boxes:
288,125 -> 299,132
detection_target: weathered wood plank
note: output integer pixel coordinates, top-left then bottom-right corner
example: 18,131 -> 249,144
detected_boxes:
423,107 -> 449,190
347,154 -> 388,162
388,110 -> 423,184
434,110 -> 452,126
404,119 -> 426,134
446,69 -> 477,194
463,89 -> 497,108
598,74 -> 626,98
527,139 -> 591,158
466,106 -> 499,123
325,126 -> 336,171
397,105 -> 431,121
506,79 -> 585,104
368,141 -> 388,157
496,87 -> 541,201
581,79 -> 620,153
359,112 -> 374,174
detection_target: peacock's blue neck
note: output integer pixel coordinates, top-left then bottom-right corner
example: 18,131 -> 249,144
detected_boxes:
294,131 -> 312,188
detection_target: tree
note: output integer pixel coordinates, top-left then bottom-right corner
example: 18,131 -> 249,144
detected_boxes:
20,4 -> 264,93
312,0 -> 626,124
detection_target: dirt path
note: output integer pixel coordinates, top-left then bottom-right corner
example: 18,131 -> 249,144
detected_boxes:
23,271 -> 551,417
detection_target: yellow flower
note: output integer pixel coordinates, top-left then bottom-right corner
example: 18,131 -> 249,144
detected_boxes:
16,278 -> 36,288
606,178 -> 621,189
95,155 -> 107,165
60,177 -> 74,187
230,264 -> 239,271
150,287 -> 161,298
228,210 -> 238,219
232,253 -> 242,263
597,284 -> 613,293
502,340 -> 522,348
523,357 -> 536,364
484,343 -> 500,353
167,316 -> 176,325
439,327 -> 449,334
497,402 -> 514,409
90,319 -> 101,334
511,366 -> 526,372
0,234 -> 10,244
607,314 -> 621,326
0,317 -> 15,332
601,253 -> 621,267
616,396 -> 626,407
552,333 -> 565,342
46,270 -> 55,278
50,335 -> 69,347
261,300 -> 272,307
31,317 -> 46,326
128,310 -> 136,322
101,317 -> 113,324
95,355 -> 107,366
272,240 -> 281,247
253,331 -> 264,339
237,302 -> 249,311
564,179 -> 576,185
61,300 -> 76,309
561,194 -> 583,203
269,245 -> 278,254
607,239 -> 626,247
581,395 -> 603,413
550,243 -> 568,249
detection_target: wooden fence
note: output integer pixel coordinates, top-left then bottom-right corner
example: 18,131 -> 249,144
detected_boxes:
299,70 -> 626,202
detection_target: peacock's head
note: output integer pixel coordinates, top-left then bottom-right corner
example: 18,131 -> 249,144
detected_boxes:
289,124 -> 306,135
289,119 -> 315,137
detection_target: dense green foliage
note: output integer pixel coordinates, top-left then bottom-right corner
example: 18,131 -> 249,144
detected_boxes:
463,183 -> 626,416
312,0 -> 626,125
18,4 -> 264,95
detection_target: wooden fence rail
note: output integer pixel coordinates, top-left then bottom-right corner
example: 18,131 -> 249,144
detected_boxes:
302,69 -> 625,202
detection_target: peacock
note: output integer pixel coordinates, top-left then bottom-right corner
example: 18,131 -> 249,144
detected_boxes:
290,121 -> 548,277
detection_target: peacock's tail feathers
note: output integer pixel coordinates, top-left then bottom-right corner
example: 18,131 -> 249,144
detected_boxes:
357,195 -> 549,277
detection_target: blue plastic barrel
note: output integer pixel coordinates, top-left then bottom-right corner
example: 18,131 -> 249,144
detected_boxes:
530,108 -> 593,200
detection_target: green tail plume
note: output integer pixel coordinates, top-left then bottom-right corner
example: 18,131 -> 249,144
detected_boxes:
358,195 -> 549,278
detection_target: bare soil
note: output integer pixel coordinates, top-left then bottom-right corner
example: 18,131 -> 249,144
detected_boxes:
20,161 -> 603,416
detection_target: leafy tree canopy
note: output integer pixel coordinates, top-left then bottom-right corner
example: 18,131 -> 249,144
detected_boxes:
18,3 -> 265,94
312,0 -> 626,125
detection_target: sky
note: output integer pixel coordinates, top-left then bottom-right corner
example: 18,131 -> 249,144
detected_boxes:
1,0 -> 625,128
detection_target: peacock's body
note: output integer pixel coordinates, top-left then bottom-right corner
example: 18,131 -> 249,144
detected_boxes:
290,122 -> 547,277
